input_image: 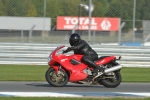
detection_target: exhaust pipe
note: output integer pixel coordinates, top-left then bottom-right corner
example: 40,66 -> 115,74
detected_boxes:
104,65 -> 123,74
92,65 -> 123,81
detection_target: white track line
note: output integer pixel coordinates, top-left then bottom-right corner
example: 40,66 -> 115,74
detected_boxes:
0,92 -> 82,97
0,92 -> 150,97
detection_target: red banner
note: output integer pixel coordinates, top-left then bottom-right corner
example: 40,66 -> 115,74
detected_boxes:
56,16 -> 120,31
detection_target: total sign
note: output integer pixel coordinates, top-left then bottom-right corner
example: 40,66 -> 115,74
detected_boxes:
57,16 -> 120,31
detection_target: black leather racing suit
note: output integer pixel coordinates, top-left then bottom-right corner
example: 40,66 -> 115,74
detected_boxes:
70,39 -> 99,69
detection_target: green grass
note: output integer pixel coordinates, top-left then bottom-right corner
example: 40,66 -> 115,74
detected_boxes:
0,64 -> 48,81
121,67 -> 150,82
0,64 -> 150,82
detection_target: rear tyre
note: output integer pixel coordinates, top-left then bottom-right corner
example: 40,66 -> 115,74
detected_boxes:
45,68 -> 69,87
99,71 -> 122,88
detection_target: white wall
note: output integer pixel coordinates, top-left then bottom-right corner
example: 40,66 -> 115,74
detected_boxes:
0,16 -> 51,31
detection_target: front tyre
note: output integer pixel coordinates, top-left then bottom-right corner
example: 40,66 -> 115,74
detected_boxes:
45,68 -> 69,87
99,71 -> 122,88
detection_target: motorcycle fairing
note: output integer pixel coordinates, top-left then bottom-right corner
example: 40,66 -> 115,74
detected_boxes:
70,59 -> 81,65
50,54 -> 88,82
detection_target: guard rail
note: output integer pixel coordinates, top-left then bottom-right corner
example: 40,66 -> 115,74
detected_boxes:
0,43 -> 150,67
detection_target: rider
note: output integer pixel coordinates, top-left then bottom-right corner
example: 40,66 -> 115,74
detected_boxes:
63,33 -> 104,75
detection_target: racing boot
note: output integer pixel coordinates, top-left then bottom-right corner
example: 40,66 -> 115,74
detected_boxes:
82,58 -> 104,76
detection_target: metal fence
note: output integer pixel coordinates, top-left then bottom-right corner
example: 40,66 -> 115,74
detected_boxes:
0,0 -> 150,45
1,43 -> 150,67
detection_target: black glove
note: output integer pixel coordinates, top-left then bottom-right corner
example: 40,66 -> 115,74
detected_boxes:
62,50 -> 67,53
62,47 -> 72,53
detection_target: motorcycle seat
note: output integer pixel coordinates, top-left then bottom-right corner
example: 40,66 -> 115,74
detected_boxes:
94,56 -> 109,62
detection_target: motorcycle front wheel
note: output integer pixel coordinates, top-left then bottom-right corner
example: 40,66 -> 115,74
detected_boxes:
99,71 -> 122,88
45,68 -> 69,87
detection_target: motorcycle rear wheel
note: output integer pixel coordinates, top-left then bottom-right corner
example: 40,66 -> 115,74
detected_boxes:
45,68 -> 69,87
99,71 -> 122,88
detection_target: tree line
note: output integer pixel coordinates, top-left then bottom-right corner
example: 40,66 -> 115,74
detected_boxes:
0,0 -> 150,29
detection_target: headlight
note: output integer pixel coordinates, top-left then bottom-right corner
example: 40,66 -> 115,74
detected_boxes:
47,54 -> 53,62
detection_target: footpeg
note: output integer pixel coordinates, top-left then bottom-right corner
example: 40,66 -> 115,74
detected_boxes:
92,72 -> 103,81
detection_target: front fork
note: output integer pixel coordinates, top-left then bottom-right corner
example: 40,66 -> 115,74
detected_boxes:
51,66 -> 64,75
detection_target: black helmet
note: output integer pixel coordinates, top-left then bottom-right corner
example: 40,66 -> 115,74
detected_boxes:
69,33 -> 81,46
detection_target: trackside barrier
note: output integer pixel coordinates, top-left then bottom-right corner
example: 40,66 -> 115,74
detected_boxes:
0,43 -> 150,67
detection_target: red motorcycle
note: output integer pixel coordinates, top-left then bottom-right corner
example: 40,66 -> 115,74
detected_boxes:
45,45 -> 123,88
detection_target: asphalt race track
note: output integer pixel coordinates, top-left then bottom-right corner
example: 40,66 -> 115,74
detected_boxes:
0,82 -> 150,98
